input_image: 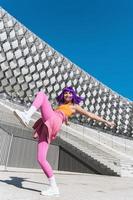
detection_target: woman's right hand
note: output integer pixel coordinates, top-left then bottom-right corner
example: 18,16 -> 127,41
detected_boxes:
65,119 -> 70,126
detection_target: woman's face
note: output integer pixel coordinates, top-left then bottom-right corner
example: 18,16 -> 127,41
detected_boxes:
63,91 -> 73,103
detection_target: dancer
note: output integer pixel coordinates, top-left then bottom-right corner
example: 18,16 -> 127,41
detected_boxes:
13,86 -> 115,197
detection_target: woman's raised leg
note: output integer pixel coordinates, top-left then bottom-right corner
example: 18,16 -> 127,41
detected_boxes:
13,91 -> 54,126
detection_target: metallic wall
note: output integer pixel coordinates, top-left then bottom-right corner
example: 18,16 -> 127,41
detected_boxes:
0,7 -> 133,137
0,122 -> 59,170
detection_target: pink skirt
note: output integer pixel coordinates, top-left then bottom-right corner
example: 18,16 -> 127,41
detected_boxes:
32,110 -> 67,143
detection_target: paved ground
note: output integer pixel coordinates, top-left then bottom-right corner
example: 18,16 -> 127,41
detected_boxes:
0,169 -> 133,200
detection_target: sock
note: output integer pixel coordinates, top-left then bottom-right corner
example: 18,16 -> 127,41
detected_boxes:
48,175 -> 58,189
25,106 -> 37,117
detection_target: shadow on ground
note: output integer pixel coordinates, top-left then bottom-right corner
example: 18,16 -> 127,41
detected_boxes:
0,176 -> 48,192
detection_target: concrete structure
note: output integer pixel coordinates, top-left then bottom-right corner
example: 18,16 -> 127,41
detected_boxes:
0,99 -> 116,176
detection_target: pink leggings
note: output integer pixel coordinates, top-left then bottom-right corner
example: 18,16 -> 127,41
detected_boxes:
32,91 -> 55,178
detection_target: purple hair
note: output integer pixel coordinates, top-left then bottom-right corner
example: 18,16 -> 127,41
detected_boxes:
56,86 -> 84,105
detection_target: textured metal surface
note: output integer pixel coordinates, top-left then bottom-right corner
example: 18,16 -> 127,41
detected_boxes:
0,7 -> 133,137
0,128 -> 11,165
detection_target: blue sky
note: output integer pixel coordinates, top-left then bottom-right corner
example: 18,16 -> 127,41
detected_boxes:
1,0 -> 133,100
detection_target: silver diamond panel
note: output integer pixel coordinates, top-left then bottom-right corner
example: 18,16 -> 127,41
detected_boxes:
0,7 -> 133,137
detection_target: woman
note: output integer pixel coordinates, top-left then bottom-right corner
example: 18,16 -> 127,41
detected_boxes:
13,86 -> 115,197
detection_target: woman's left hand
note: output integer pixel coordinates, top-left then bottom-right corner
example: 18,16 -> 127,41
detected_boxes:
105,121 -> 116,128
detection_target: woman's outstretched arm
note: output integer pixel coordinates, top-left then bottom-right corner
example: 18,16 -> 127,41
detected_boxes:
74,104 -> 115,127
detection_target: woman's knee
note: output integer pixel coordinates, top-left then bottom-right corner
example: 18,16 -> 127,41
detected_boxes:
36,91 -> 48,100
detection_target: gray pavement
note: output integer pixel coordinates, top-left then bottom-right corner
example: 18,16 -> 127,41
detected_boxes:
0,169 -> 133,200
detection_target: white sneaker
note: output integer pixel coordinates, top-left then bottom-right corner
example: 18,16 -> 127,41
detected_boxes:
13,110 -> 31,127
41,186 -> 60,197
